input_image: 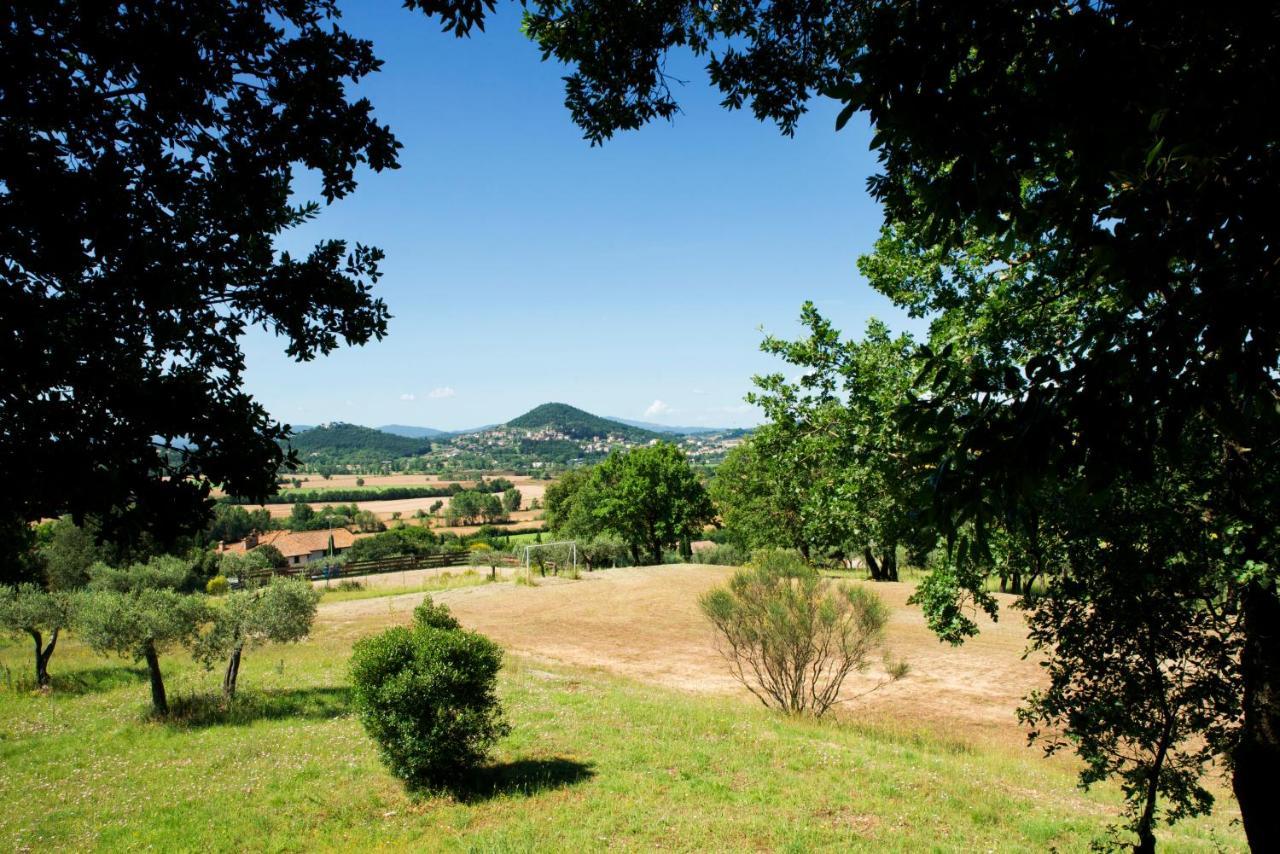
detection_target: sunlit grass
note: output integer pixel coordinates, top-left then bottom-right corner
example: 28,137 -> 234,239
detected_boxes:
0,614 -> 1245,852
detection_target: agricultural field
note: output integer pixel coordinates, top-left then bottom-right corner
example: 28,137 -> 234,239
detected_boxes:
246,475 -> 549,526
0,565 -> 1245,851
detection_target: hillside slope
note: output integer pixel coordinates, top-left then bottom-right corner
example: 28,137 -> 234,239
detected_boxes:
287,423 -> 430,463
507,403 -> 661,442
377,424 -> 448,439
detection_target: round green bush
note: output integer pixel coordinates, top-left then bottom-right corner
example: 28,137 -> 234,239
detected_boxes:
350,623 -> 508,787
413,596 -> 461,631
205,575 -> 230,596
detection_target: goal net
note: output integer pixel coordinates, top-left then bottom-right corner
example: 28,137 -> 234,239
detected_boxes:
521,540 -> 578,574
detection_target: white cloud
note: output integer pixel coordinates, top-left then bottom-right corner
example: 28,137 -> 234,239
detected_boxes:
691,388 -> 708,396
428,386 -> 456,399
644,399 -> 671,417
399,393 -> 416,401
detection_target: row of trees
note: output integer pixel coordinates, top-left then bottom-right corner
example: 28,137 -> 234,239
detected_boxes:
209,486 -> 526,545
443,491 -> 507,526
0,521 -> 318,713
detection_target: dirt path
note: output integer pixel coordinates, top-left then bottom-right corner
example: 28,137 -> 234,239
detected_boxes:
318,564 -> 1043,746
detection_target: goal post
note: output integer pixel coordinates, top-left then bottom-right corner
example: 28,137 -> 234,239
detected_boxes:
521,540 -> 578,575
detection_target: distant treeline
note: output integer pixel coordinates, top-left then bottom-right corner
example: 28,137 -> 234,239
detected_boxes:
221,478 -> 514,506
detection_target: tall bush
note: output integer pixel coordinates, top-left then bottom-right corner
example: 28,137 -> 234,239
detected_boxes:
350,610 -> 508,788
700,550 -> 894,716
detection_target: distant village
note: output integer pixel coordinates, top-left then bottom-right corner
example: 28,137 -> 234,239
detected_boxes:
423,424 -> 747,469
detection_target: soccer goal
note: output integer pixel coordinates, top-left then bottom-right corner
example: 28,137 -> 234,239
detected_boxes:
521,540 -> 578,575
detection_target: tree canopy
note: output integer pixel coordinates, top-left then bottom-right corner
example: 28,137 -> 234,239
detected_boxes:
0,1 -> 400,568
746,309 -> 929,577
590,444 -> 715,564
195,578 -> 320,698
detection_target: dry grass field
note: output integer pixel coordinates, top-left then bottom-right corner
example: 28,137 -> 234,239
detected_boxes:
321,564 -> 1044,747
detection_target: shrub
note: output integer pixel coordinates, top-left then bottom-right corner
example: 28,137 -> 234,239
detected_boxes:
350,620 -> 509,788
413,596 -> 461,631
699,542 -> 749,566
700,549 -> 896,716
206,575 -> 230,596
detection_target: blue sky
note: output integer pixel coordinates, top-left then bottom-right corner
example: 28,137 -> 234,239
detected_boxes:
243,2 -> 923,431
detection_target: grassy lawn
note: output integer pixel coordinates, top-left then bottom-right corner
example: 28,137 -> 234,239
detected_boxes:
0,618 -> 1245,851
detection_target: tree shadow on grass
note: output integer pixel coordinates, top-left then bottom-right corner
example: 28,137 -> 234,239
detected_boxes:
164,686 -> 352,728
438,757 -> 596,803
3,665 -> 150,697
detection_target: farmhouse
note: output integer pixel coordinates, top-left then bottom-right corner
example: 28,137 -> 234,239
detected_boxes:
220,528 -> 356,567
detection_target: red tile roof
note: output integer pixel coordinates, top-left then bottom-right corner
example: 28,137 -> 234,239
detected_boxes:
222,528 -> 355,559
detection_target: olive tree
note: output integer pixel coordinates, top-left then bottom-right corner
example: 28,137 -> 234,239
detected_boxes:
0,584 -> 72,689
76,556 -> 208,715
194,578 -> 320,698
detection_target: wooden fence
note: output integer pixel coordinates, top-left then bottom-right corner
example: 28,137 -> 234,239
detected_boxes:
244,550 -> 522,583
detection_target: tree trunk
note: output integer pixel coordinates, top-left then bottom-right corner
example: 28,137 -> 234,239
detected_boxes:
650,542 -> 662,566
143,641 -> 168,716
863,548 -> 882,581
1134,725 -> 1171,854
880,547 -> 899,582
222,644 -> 244,699
29,627 -> 57,689
1233,582 -> 1280,851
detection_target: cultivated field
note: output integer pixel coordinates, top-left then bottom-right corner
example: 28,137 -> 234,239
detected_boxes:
0,565 -> 1245,851
248,474 -> 549,526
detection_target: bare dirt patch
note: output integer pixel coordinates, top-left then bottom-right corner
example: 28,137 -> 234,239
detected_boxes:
317,564 -> 1042,746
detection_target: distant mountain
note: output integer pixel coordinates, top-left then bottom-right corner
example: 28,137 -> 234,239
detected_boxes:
449,423 -> 500,435
378,424 -> 448,439
506,403 -> 662,442
287,424 -> 314,434
609,417 -> 724,435
287,422 -> 430,462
